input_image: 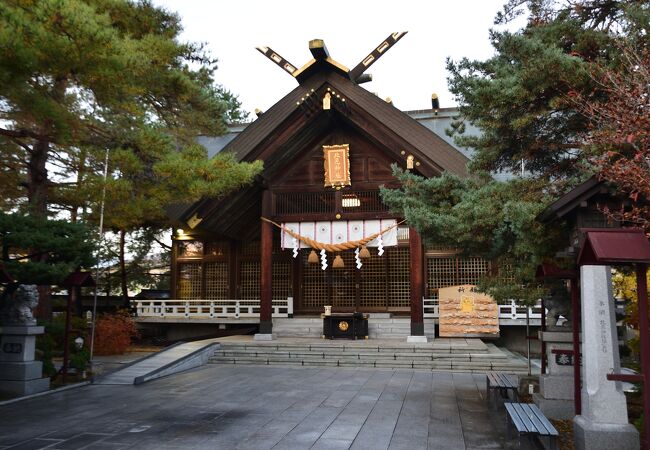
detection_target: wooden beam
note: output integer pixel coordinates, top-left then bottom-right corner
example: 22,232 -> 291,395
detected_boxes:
309,39 -> 330,60
350,32 -> 407,81
256,46 -> 298,76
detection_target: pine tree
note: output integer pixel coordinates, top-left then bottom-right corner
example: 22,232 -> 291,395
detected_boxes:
446,0 -> 649,180
0,0 -> 262,308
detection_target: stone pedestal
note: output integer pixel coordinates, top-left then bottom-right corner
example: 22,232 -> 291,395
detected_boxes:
254,333 -> 276,341
0,325 -> 50,397
533,330 -> 577,419
406,335 -> 428,343
573,266 -> 639,450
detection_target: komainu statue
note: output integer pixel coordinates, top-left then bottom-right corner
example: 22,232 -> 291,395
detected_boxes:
544,282 -> 572,330
0,284 -> 39,326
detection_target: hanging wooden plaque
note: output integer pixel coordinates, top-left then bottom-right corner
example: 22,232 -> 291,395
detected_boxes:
323,144 -> 351,188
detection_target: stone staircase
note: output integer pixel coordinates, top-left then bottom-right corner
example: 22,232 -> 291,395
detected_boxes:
208,338 -> 529,373
272,317 -> 436,340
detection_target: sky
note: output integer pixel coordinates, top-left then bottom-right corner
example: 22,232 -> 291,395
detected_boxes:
152,0 -> 525,116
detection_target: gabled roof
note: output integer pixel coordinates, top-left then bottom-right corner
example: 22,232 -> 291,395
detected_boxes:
578,228 -> 650,265
175,39 -> 472,235
218,70 -> 469,177
537,176 -> 607,223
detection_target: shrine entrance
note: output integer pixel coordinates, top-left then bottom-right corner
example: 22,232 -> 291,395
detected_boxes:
297,247 -> 410,314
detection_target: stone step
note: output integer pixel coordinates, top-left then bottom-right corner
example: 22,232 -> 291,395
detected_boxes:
213,350 -> 509,361
218,344 -> 488,354
208,356 -> 527,372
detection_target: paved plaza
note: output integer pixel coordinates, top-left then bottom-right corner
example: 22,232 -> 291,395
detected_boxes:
0,365 -> 510,450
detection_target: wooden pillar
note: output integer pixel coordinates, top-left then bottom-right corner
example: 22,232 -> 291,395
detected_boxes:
170,239 -> 178,298
259,190 -> 273,334
62,287 -> 74,382
409,227 -> 424,336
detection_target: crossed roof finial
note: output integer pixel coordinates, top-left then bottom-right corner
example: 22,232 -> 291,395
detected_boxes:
256,32 -> 407,85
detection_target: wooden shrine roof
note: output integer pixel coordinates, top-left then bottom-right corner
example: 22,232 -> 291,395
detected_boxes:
578,228 -> 650,265
172,37 -> 471,237
536,176 -> 606,223
218,70 -> 469,177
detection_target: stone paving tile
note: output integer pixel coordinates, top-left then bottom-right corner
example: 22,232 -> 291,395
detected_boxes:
0,364 -> 507,450
311,438 -> 355,450
5,439 -> 62,450
50,433 -> 110,449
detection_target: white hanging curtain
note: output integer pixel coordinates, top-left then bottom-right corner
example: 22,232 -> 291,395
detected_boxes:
280,219 -> 398,249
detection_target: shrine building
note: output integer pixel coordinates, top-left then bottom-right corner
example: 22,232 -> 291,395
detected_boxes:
159,35 -> 517,341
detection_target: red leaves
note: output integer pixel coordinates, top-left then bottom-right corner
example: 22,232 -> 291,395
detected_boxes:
93,310 -> 139,355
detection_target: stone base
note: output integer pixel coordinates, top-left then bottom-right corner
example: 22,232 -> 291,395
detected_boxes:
406,335 -> 428,343
573,415 -> 639,450
254,333 -> 276,341
0,376 -> 49,396
0,361 -> 43,380
532,393 -> 575,419
539,374 -> 574,399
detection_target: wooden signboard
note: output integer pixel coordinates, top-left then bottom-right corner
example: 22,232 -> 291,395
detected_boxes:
323,144 -> 351,188
438,284 -> 499,338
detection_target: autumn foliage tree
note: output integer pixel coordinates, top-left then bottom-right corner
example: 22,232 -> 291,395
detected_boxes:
571,46 -> 650,230
93,310 -> 139,355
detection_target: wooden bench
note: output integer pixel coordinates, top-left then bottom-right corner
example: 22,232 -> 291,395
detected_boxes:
504,402 -> 559,450
486,371 -> 518,408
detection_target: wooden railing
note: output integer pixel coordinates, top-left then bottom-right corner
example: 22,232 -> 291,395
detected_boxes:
135,297 -> 539,321
423,298 -> 543,320
134,297 -> 293,319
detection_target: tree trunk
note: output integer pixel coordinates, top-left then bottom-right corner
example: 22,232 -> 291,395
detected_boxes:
29,139 -> 52,319
119,229 -> 129,307
27,139 -> 49,217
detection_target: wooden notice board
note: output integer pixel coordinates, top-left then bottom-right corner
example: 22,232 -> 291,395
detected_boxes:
438,284 -> 499,338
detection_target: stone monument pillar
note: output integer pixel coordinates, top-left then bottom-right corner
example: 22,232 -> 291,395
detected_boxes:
573,266 -> 638,450
0,285 -> 50,397
533,330 -> 576,418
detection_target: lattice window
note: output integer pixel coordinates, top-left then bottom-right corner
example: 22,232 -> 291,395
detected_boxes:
241,241 -> 260,258
359,251 -> 387,309
177,262 -> 202,299
340,190 -> 389,212
240,261 -> 260,300
458,257 -> 490,285
177,241 -> 203,257
331,252 -> 355,308
205,262 -> 229,300
427,256 -> 489,299
427,257 -> 456,298
272,261 -> 292,300
275,192 -> 336,215
388,247 -> 410,308
205,241 -> 229,257
302,251 -> 329,309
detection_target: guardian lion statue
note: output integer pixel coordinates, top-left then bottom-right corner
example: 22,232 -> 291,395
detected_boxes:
544,282 -> 572,330
0,284 -> 39,325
